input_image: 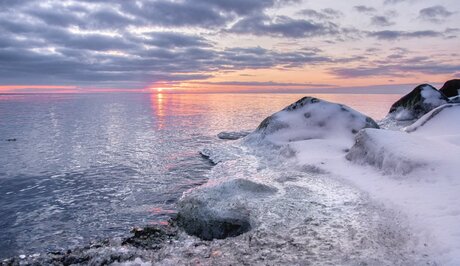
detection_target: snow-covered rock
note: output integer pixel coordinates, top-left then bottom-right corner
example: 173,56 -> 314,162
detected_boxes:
388,84 -> 448,121
404,104 -> 460,139
246,96 -> 379,145
440,79 -> 460,98
345,129 -> 428,175
450,96 -> 460,103
348,103 -> 460,175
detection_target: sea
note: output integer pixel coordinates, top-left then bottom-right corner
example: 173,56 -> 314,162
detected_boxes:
0,92 -> 401,259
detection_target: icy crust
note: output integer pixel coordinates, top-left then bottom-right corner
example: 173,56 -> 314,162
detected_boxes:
173,143 -> 429,265
246,97 -> 379,145
346,129 -> 429,175
388,84 -> 448,121
404,104 -> 460,138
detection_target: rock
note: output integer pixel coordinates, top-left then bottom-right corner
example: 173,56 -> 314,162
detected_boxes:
176,178 -> 277,240
388,84 -> 448,121
450,96 -> 460,103
404,104 -> 460,136
248,97 -> 379,145
217,131 -> 251,140
346,129 -> 426,175
175,199 -> 251,241
440,79 -> 460,98
6,138 -> 17,141
122,225 -> 178,249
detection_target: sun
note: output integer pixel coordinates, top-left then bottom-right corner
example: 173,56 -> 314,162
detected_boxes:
149,87 -> 169,93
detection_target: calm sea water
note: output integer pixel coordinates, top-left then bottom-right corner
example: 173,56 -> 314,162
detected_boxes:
0,93 -> 400,258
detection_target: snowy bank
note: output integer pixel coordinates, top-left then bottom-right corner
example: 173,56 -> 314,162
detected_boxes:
181,93 -> 460,264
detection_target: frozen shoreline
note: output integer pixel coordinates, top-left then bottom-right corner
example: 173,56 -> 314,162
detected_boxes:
5,82 -> 460,265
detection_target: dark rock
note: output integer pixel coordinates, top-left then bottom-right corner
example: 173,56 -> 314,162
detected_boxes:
6,138 -> 17,142
175,199 -> 251,241
388,84 -> 448,120
122,225 -> 178,249
217,131 -> 251,140
440,79 -> 460,98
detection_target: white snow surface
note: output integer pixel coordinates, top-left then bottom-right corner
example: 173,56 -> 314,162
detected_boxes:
182,100 -> 460,265
342,104 -> 460,265
246,97 -> 377,145
421,84 -> 448,106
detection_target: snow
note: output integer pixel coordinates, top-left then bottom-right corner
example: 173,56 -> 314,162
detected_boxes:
405,104 -> 460,139
246,96 -> 378,145
421,84 -> 448,107
188,98 -> 460,264
325,103 -> 460,264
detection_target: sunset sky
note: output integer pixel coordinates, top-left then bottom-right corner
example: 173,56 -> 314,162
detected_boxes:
0,0 -> 459,93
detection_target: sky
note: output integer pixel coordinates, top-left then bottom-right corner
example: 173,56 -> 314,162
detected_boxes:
0,0 -> 459,93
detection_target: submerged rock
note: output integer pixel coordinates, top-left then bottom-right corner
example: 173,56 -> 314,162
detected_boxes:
388,84 -> 448,121
440,79 -> 460,98
217,131 -> 251,140
248,96 -> 379,145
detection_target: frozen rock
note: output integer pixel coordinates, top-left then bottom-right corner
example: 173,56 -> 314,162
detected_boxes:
346,129 -> 426,175
176,178 -> 277,240
217,131 -> 251,140
176,199 -> 251,241
405,104 -> 460,136
247,96 -> 379,145
449,96 -> 460,103
440,79 -> 460,98
388,84 -> 448,121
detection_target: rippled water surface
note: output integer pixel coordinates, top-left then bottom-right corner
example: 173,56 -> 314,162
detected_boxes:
0,92 -> 400,258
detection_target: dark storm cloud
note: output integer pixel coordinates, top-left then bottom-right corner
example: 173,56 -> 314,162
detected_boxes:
353,6 -> 377,14
371,16 -> 395,27
419,5 -> 454,23
229,14 -> 339,38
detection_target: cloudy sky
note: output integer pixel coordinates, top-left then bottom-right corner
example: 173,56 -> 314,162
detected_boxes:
0,0 -> 459,93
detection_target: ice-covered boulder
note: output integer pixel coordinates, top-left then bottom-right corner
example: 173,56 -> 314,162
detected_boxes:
440,79 -> 460,98
388,84 -> 448,121
405,104 -> 460,137
176,178 -> 277,240
247,97 -> 379,145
